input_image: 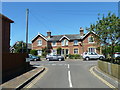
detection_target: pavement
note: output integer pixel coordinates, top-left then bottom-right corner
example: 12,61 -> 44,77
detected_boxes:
1,66 -> 45,89
1,60 -> 119,89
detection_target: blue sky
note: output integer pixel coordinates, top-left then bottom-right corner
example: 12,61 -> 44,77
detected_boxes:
2,2 -> 118,46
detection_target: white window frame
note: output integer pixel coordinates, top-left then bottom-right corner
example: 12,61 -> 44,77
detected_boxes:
37,50 -> 42,56
88,48 -> 96,52
88,36 -> 94,43
52,41 -> 57,46
52,49 -> 57,55
37,40 -> 42,46
61,39 -> 68,46
74,40 -> 78,45
74,48 -> 78,54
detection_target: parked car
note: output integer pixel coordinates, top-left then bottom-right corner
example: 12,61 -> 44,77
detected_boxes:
28,54 -> 40,61
83,52 -> 105,61
46,54 -> 64,61
114,52 -> 120,59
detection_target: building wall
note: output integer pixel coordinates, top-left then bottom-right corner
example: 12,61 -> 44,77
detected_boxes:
82,34 -> 100,54
2,19 -> 11,53
32,36 -> 47,50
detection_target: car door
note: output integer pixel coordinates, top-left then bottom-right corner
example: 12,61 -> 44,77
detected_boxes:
53,55 -> 57,60
92,52 -> 98,59
88,52 -> 94,59
88,52 -> 97,59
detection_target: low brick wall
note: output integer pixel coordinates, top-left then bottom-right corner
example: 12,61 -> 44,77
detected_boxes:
98,60 -> 120,80
2,53 -> 29,80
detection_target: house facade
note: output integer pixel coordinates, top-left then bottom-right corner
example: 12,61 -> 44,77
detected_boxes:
31,27 -> 100,56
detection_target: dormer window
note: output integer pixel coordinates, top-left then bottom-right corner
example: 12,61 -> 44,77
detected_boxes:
88,36 -> 94,43
37,40 -> 42,46
74,40 -> 78,45
62,39 -> 68,46
52,41 -> 56,46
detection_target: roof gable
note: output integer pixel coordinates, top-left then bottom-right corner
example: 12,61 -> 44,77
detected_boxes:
59,35 -> 70,41
82,31 -> 97,39
31,33 -> 48,42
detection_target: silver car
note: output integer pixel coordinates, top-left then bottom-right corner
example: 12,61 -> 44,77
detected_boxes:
83,52 -> 105,61
114,52 -> 120,59
46,54 -> 64,61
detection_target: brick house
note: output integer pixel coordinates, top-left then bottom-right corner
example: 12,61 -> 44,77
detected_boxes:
31,27 -> 100,56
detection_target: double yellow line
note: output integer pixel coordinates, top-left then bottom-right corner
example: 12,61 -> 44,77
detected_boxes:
24,68 -> 48,88
89,66 -> 117,89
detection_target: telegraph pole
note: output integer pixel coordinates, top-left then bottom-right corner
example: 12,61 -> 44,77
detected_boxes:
118,1 -> 120,18
26,9 -> 29,53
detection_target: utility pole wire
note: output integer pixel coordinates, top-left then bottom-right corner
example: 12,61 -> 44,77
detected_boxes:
29,11 -> 49,30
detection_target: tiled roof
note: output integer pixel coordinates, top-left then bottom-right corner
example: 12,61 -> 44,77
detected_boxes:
47,34 -> 82,41
31,31 -> 97,42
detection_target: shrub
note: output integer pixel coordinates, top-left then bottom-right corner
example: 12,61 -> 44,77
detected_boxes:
68,54 -> 81,59
30,50 -> 37,56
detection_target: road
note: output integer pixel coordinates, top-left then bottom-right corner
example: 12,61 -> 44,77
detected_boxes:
29,60 -> 110,88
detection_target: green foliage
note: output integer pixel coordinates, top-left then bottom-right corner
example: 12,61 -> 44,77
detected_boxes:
14,41 -> 27,53
68,54 -> 81,59
87,12 -> 120,59
57,47 -> 61,55
42,47 -> 50,57
30,50 -> 37,56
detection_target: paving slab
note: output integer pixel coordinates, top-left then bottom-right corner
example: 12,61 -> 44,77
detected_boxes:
1,67 -> 45,89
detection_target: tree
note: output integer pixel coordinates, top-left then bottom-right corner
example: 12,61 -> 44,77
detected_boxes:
57,47 -> 61,55
30,50 -> 37,56
14,41 -> 27,53
87,12 -> 120,61
42,47 -> 51,57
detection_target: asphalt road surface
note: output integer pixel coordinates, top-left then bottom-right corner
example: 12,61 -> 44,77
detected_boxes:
29,60 -> 110,88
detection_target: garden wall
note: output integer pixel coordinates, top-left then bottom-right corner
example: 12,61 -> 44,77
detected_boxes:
2,53 -> 29,81
98,60 -> 120,80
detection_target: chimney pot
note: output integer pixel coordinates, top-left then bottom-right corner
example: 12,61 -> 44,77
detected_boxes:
80,27 -> 84,36
47,31 -> 51,38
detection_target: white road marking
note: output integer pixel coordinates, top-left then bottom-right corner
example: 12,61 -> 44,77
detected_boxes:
68,64 -> 70,69
68,70 -> 73,88
52,64 -> 56,65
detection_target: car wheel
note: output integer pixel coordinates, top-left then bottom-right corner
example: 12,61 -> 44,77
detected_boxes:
85,57 -> 89,61
47,58 -> 49,61
58,58 -> 61,61
99,56 -> 104,60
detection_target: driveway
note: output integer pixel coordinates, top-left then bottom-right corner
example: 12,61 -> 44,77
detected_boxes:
29,60 -> 110,88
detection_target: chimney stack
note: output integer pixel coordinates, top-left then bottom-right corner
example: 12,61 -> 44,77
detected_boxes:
80,27 -> 84,36
47,31 -> 51,38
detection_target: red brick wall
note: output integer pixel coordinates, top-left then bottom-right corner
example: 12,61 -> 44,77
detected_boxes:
82,34 -> 100,54
32,36 -> 47,50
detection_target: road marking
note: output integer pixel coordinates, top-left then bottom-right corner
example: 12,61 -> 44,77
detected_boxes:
52,64 -> 56,66
24,68 -> 48,88
89,66 -> 116,89
68,64 -> 70,69
68,70 -> 73,88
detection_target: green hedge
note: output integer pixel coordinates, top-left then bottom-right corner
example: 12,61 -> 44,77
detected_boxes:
68,54 -> 82,59
30,50 -> 37,56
